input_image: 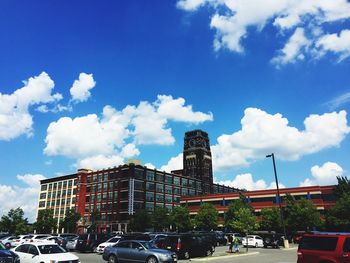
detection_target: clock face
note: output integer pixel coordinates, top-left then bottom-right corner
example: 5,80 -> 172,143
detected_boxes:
189,139 -> 196,147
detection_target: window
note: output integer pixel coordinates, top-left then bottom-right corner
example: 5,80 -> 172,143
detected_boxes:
156,183 -> 164,193
63,181 -> 67,188
48,184 -> 52,191
146,192 -> 154,202
156,194 -> 164,202
134,191 -> 144,200
182,178 -> 188,187
41,184 -> 47,191
146,171 -> 154,181
165,185 -> 172,194
174,177 -> 180,186
165,195 -> 172,203
182,188 -> 188,196
135,169 -> 144,180
146,182 -> 154,191
299,236 -> 338,251
343,238 -> 350,252
155,173 -> 163,182
40,193 -> 46,199
145,203 -> 154,211
165,175 -> 172,184
121,181 -> 129,188
39,201 -> 46,208
174,188 -> 180,195
134,181 -> 144,191
68,180 -> 72,187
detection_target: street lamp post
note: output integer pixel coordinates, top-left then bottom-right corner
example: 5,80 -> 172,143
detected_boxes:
266,153 -> 289,248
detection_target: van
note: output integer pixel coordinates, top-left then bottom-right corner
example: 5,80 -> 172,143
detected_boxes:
297,232 -> 350,263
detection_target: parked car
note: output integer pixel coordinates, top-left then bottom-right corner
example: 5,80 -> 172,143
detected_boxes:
53,233 -> 79,240
262,233 -> 284,248
242,235 -> 264,247
13,242 -> 80,263
75,233 -> 108,252
154,233 -> 214,259
27,234 -> 52,243
39,236 -> 68,249
297,232 -> 350,263
66,236 -> 78,251
96,236 -> 122,254
0,236 -> 17,249
11,235 -> 34,247
103,240 -> 177,263
0,242 -> 20,263
213,231 -> 227,246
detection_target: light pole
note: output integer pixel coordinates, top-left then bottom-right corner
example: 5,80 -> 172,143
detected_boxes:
266,153 -> 289,248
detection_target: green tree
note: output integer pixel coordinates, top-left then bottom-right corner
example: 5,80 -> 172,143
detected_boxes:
33,209 -> 57,233
129,209 -> 152,232
194,203 -> 218,231
284,195 -> 322,233
89,209 -> 100,233
0,207 -> 28,234
326,194 -> 350,231
152,207 -> 170,232
228,207 -> 259,252
333,176 -> 350,199
170,206 -> 192,232
260,207 -> 282,232
224,196 -> 251,228
60,209 -> 81,233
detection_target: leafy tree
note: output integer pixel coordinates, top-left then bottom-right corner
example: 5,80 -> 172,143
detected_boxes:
152,207 -> 170,232
60,209 -> 81,233
284,195 -> 322,233
129,209 -> 152,232
33,209 -> 57,233
224,196 -> 251,228
0,207 -> 28,234
260,207 -> 282,232
170,206 -> 193,232
326,194 -> 350,231
194,203 -> 218,231
333,176 -> 350,199
228,207 -> 259,252
89,209 -> 100,233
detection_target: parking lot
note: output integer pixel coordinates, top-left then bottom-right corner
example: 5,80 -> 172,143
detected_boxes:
73,244 -> 298,263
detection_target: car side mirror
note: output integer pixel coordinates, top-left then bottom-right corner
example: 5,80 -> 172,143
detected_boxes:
32,254 -> 38,258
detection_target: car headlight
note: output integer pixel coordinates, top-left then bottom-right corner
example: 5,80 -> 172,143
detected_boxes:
159,254 -> 171,260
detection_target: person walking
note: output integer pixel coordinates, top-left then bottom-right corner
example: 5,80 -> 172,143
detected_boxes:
228,234 -> 233,253
233,236 -> 240,253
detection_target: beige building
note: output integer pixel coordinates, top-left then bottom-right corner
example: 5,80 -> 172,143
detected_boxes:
37,174 -> 78,232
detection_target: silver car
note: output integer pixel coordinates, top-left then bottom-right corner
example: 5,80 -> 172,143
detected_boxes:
66,236 -> 78,251
103,240 -> 177,263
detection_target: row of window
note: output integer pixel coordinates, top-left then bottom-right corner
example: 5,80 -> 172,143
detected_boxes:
40,179 -> 77,191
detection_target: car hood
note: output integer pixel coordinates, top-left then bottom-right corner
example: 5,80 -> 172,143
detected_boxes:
0,249 -> 16,257
149,248 -> 175,255
98,242 -> 116,247
39,252 -> 79,261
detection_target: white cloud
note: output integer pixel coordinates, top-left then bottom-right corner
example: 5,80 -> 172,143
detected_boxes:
44,95 -> 212,167
0,72 -> 61,140
77,154 -> 124,170
271,27 -> 311,66
214,173 -> 285,191
326,92 -> 350,110
144,163 -> 156,169
160,153 -> 183,173
0,173 -> 46,223
70,73 -> 96,103
316,30 -> 350,61
177,0 -> 350,64
300,162 -> 343,186
212,108 -> 350,171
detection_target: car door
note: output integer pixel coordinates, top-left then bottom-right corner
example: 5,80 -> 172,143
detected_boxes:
342,238 -> 350,263
27,244 -> 40,263
131,241 -> 148,262
116,241 -> 132,262
14,244 -> 31,263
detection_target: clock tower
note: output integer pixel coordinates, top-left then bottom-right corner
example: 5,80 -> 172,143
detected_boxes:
183,130 -> 213,193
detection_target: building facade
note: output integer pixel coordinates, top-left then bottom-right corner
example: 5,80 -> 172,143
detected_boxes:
180,185 -> 336,225
37,174 -> 78,231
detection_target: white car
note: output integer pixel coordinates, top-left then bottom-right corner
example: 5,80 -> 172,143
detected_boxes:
12,242 -> 80,263
241,235 -> 264,247
0,235 -> 17,248
96,236 -> 121,254
27,234 -> 52,243
11,235 -> 34,247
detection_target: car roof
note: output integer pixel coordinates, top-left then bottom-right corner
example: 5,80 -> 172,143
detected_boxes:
304,232 -> 350,237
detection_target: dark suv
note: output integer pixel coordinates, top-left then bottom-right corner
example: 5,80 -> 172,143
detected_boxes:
262,233 -> 284,248
154,233 -> 214,259
297,232 -> 350,263
75,233 -> 108,252
0,242 -> 20,263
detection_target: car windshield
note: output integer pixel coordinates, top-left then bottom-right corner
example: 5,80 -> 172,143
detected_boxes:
139,241 -> 157,249
38,244 -> 67,254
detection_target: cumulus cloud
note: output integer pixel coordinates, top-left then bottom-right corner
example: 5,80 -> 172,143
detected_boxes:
77,154 -> 124,170
160,153 -> 183,173
70,73 -> 96,103
0,173 -> 46,223
212,108 -> 350,171
45,96 -> 211,168
0,72 -> 61,140
177,0 -> 350,65
144,163 -> 156,169
300,162 -> 343,186
215,173 -> 285,191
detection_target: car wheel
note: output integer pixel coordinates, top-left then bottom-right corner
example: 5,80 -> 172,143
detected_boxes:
108,255 -> 118,263
184,251 -> 190,259
206,248 -> 213,256
146,256 -> 158,263
92,246 -> 97,253
255,242 -> 258,248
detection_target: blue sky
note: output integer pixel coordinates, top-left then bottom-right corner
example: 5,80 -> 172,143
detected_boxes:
1,0 -> 350,222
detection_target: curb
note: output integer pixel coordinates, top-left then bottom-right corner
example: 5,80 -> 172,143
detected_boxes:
188,252 -> 260,261
281,246 -> 298,251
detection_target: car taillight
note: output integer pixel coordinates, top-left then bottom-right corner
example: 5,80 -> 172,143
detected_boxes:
176,240 -> 181,251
